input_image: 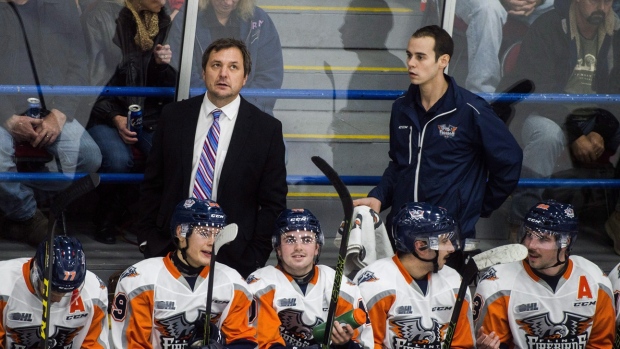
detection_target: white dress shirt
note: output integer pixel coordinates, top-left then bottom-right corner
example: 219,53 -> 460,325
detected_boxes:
188,94 -> 241,200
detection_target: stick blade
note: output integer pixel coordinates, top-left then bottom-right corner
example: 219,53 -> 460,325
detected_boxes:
472,244 -> 528,270
214,223 -> 238,254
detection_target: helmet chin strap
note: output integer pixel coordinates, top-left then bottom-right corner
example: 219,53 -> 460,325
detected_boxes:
174,238 -> 205,276
533,249 -> 569,272
412,249 -> 440,273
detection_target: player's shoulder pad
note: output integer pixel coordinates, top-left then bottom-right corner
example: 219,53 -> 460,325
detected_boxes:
570,255 -> 610,283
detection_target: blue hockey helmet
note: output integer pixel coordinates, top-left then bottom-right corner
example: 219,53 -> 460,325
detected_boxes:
521,200 -> 578,250
392,202 -> 460,254
34,236 -> 86,293
272,208 -> 324,249
170,198 -> 227,240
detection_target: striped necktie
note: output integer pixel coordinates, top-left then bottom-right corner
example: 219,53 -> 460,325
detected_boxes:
193,109 -> 222,200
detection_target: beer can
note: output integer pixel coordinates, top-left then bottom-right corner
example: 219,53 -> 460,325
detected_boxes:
26,98 -> 41,119
127,104 -> 143,133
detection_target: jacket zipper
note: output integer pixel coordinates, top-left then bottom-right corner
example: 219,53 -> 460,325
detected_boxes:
412,108 -> 457,201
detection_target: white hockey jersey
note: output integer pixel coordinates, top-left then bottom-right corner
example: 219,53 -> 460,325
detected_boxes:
110,254 -> 256,349
0,258 -> 109,349
246,265 -> 373,349
474,256 -> 615,349
354,256 -> 475,349
608,261 -> 620,326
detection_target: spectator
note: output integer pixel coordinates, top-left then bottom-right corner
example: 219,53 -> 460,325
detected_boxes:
473,200 -> 615,349
167,0 -> 283,115
81,0 -> 124,87
353,25 -> 522,257
110,198 -> 256,349
0,236 -> 109,349
354,202 -> 475,349
167,0 -> 183,20
455,0 -> 554,93
498,0 -> 620,237
136,38 -> 287,278
87,0 -> 176,244
246,209 -> 374,349
0,0 -> 102,246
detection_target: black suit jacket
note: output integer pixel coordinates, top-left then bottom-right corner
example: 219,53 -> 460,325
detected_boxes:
137,94 -> 288,277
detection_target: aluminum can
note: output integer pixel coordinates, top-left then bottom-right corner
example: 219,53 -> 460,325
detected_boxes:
127,104 -> 143,133
26,98 -> 41,119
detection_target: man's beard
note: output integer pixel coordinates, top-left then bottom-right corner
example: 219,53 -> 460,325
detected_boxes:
587,11 -> 606,25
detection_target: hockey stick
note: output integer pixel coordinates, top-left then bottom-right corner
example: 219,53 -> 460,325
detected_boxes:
614,325 -> 620,349
324,61 -> 336,114
41,174 -> 100,349
311,156 -> 354,349
443,244 -> 527,349
203,223 -> 239,345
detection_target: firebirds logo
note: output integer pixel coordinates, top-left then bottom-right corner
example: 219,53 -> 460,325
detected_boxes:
155,310 -> 222,349
389,317 -> 443,349
516,311 -> 591,348
119,266 -> 139,281
437,124 -> 457,139
278,309 -> 323,347
357,271 -> 379,284
479,268 -> 499,282
7,325 -> 82,349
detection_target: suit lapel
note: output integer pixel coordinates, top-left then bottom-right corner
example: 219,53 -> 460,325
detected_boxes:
218,97 -> 252,193
180,96 -> 204,192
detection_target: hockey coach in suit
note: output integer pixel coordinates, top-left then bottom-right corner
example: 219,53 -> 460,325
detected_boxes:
136,38 -> 287,278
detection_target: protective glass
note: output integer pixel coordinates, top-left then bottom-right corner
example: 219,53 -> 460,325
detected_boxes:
281,232 -> 317,245
427,230 -> 461,251
520,226 -> 570,250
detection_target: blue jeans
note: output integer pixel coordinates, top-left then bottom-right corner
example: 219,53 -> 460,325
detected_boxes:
455,0 -> 553,93
88,124 -> 153,173
510,114 -> 566,223
0,120 -> 102,221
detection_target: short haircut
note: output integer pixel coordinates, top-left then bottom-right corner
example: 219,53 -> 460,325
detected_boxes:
201,38 -> 252,77
412,25 -> 454,61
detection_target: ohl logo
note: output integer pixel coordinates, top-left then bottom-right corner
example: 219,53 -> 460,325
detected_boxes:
437,124 -> 457,139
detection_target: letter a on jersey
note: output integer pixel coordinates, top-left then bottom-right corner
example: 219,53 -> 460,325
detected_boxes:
577,275 -> 593,299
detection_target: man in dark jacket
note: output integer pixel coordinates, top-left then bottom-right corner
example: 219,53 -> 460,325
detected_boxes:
497,0 -> 620,238
354,25 -> 523,254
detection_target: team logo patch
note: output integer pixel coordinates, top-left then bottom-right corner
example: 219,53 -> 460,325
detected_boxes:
278,298 -> 297,307
396,305 -> 413,314
155,301 -> 176,310
7,324 -> 81,349
437,124 -> 457,139
278,308 -> 323,347
514,302 -> 539,313
119,266 -> 139,280
410,209 -> 424,220
564,208 -> 574,218
479,268 -> 498,281
8,312 -> 33,322
516,311 -> 591,347
183,199 -> 195,208
389,317 -> 442,349
357,271 -> 379,284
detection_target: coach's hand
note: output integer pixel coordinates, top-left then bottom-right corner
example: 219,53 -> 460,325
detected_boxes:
352,197 -> 380,213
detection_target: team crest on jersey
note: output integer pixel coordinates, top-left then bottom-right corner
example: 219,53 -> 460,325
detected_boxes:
516,311 -> 591,348
119,266 -> 139,280
389,317 -> 443,349
278,309 -> 323,347
8,324 -> 81,349
155,310 -> 221,349
246,275 -> 259,284
357,271 -> 379,284
479,268 -> 498,282
437,124 -> 457,139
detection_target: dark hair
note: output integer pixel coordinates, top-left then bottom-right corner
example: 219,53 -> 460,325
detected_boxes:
412,25 -> 453,61
201,38 -> 252,77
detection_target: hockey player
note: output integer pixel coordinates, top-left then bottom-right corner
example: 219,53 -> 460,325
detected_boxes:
246,208 -> 373,349
354,202 -> 475,349
473,200 -> 615,349
608,262 -> 620,327
110,198 -> 256,349
0,236 -> 109,349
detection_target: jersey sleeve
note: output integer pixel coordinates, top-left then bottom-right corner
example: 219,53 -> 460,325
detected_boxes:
81,280 -> 110,349
337,282 -> 373,349
0,297 -> 6,349
220,279 -> 258,348
450,288 -> 475,349
587,280 -> 615,349
251,284 -> 286,349
473,279 -> 513,347
110,276 -> 155,349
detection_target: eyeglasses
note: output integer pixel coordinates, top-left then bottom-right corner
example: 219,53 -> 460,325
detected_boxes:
193,226 -> 221,240
282,235 -> 316,245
